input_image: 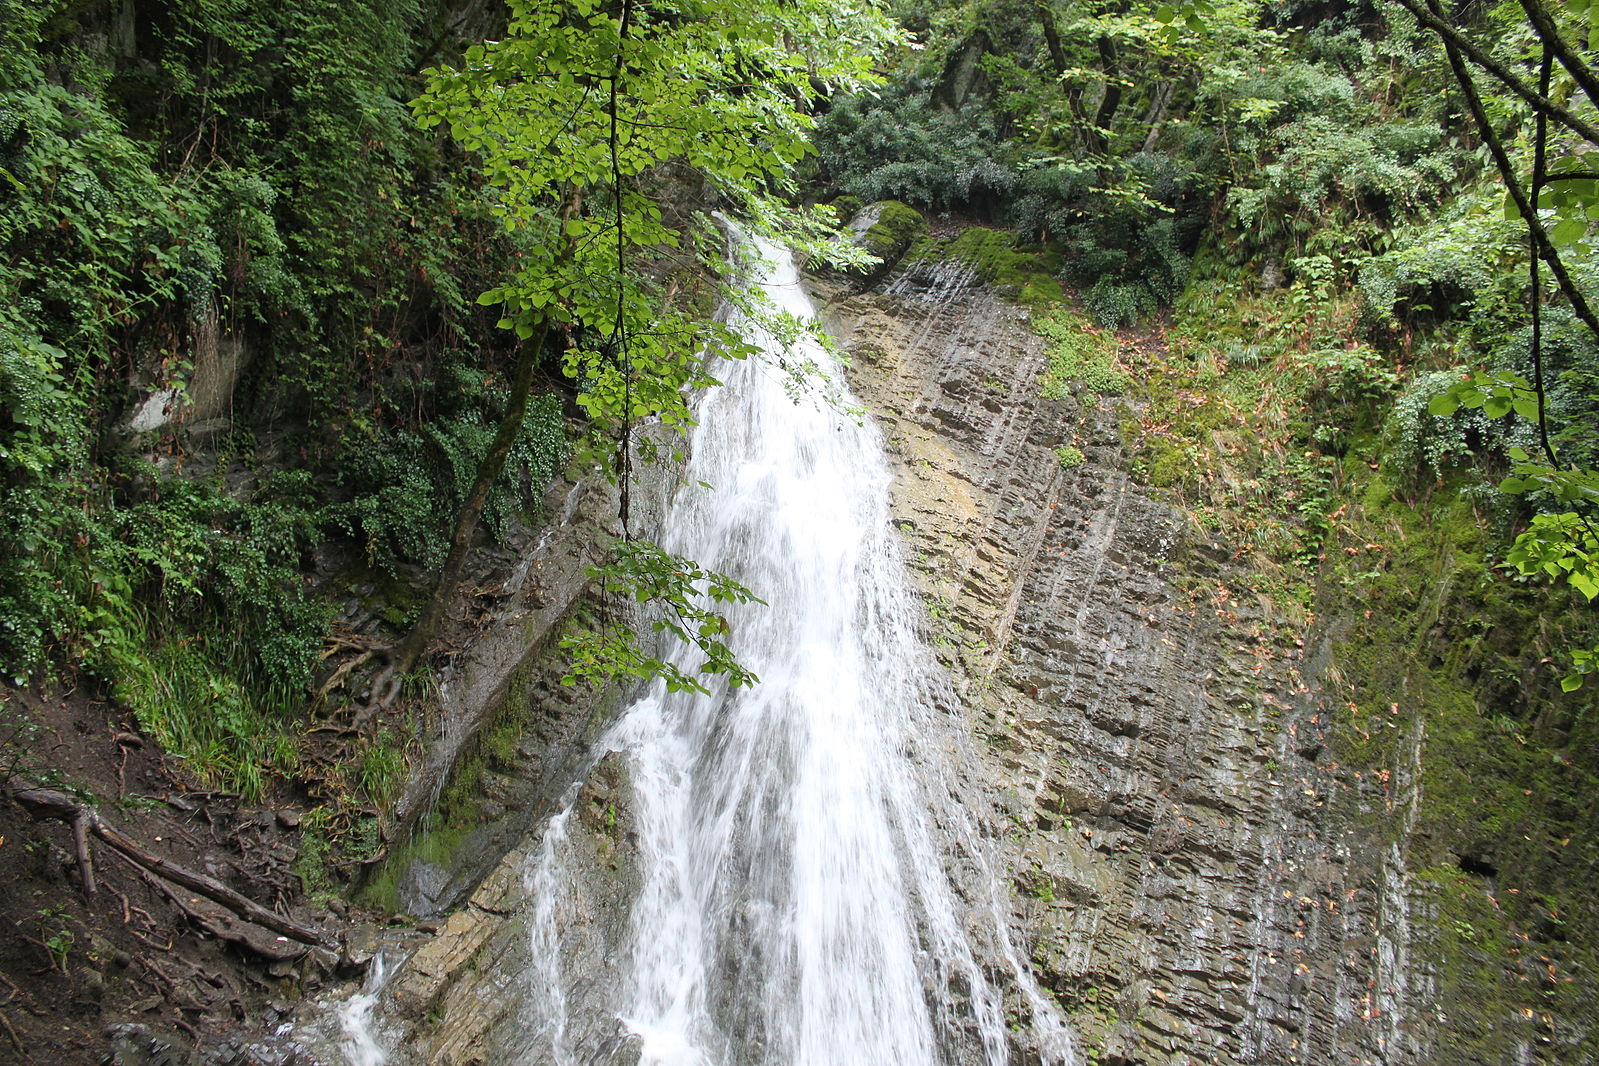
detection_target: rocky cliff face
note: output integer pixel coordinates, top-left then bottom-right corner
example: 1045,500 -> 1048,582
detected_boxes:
816,253 -> 1443,1066
292,240 -> 1584,1066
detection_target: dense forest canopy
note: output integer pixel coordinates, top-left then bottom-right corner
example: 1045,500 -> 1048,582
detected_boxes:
0,0 -> 1595,909
813,0 -> 1599,678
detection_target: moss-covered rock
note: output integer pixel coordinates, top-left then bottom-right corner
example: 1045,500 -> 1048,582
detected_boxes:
912,226 -> 1065,310
852,200 -> 924,265
812,200 -> 924,286
1315,468 -> 1599,1061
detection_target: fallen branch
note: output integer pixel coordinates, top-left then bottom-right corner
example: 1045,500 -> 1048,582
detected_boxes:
9,784 -> 330,949
134,866 -> 307,962
313,648 -> 375,701
70,808 -> 95,896
0,1010 -> 24,1060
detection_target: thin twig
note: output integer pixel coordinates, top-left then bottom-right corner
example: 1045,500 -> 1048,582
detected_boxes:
0,1011 -> 25,1060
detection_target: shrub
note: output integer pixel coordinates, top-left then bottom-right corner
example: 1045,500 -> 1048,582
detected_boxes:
815,78 -> 1017,214
1387,370 -> 1536,488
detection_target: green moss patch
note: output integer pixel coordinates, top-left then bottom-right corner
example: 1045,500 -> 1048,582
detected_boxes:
856,200 -> 925,265
1036,311 -> 1126,401
913,227 -> 1065,311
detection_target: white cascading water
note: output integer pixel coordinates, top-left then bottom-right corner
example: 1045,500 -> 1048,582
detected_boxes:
337,955 -> 391,1066
519,237 -> 1076,1066
337,237 -> 1079,1066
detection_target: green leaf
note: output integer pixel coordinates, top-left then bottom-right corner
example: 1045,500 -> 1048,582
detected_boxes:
1571,570 -> 1599,601
1428,393 -> 1460,417
1562,673 -> 1583,693
1551,217 -> 1588,245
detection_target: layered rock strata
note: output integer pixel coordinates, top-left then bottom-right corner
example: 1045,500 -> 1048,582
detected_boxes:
819,256 -> 1418,1066
299,250 -> 1487,1066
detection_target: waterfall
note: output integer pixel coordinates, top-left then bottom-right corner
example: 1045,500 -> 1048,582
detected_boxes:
337,955 -> 392,1066
337,238 -> 1078,1066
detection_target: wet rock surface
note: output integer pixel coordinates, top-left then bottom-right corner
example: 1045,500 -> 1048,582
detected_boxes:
818,256 -> 1419,1065
294,249 -> 1587,1066
293,752 -> 640,1066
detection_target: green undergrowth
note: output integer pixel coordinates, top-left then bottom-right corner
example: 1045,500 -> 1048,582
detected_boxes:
1123,268 -> 1399,606
1318,464 -> 1599,1058
1036,311 -> 1125,401
1,3 -> 572,804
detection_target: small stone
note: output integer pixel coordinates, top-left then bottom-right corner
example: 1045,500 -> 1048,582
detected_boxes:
341,927 -> 383,970
276,809 -> 303,829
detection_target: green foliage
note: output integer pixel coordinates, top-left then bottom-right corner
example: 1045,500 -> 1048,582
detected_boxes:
416,0 -> 894,435
0,1 -> 587,799
43,927 -> 73,972
1507,511 -> 1599,601
335,389 -> 568,574
561,540 -> 765,696
1359,187 -> 1527,332
1427,366 -> 1599,688
814,76 -> 1017,212
1387,371 -> 1532,486
1036,312 -> 1126,399
814,0 -> 1462,325
358,731 -> 408,805
413,0 -> 896,692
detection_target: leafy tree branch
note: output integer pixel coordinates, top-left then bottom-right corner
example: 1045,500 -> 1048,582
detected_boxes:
391,0 -> 896,693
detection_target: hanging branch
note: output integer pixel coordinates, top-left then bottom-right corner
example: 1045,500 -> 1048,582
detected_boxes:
1429,0 -> 1599,347
1392,0 -> 1599,145
611,0 -> 634,538
1427,3 -> 1599,558
1530,45 -> 1560,470
1518,0 -> 1599,110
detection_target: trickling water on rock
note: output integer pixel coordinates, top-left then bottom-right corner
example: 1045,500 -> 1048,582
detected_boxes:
316,239 -> 1078,1066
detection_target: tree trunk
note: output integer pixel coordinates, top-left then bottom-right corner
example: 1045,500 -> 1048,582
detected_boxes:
1141,77 -> 1176,153
386,187 -> 583,686
1517,0 -> 1599,110
1088,35 -> 1121,155
1037,2 -> 1067,77
388,320 -> 553,679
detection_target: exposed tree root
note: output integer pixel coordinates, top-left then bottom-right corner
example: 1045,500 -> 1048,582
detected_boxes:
8,782 -> 330,952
